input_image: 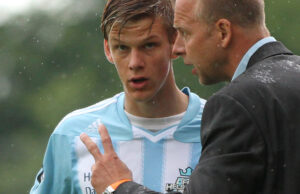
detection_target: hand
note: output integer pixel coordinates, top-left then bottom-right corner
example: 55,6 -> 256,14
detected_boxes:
80,124 -> 133,193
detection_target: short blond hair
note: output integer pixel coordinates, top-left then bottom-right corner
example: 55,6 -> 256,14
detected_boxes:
101,0 -> 176,42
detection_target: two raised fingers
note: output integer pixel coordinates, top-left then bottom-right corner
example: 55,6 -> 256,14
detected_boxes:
80,124 -> 115,161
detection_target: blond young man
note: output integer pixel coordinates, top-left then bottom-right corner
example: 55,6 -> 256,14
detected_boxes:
31,0 -> 206,193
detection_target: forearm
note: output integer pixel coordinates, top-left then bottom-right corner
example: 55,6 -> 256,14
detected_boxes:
115,181 -> 181,194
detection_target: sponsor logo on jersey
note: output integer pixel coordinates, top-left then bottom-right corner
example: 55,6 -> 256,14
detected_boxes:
85,118 -> 102,133
165,167 -> 193,193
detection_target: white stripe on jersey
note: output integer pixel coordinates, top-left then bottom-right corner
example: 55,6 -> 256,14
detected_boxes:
74,136 -> 96,192
117,140 -> 144,184
162,140 -> 191,192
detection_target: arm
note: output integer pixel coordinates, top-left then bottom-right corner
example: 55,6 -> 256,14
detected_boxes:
184,94 -> 266,193
115,181 -> 166,194
30,134 -> 73,194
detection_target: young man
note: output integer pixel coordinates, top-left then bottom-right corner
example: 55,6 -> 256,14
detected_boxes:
30,0 -> 206,193
81,0 -> 300,193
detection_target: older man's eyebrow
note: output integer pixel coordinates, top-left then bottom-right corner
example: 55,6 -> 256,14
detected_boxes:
174,27 -> 184,34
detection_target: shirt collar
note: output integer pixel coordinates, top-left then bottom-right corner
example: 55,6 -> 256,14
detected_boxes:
231,36 -> 276,81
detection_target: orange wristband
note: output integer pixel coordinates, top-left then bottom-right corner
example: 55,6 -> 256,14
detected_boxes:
106,179 -> 132,192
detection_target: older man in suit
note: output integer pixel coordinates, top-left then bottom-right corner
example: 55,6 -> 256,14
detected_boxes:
81,0 -> 300,193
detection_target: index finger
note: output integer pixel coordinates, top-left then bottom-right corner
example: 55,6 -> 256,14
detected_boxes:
98,124 -> 116,154
80,133 -> 102,161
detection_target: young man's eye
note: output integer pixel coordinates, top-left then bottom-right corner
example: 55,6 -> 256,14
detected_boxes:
144,42 -> 156,49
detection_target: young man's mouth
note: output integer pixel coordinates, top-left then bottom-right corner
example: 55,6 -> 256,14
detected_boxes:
129,77 -> 149,89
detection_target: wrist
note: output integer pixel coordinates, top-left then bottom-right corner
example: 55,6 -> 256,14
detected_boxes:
105,179 -> 132,193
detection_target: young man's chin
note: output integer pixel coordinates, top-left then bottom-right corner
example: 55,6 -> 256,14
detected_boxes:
128,91 -> 156,103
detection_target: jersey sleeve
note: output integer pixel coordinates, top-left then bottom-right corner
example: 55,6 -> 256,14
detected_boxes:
30,134 -> 77,194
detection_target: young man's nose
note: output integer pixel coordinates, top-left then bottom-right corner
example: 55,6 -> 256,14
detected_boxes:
128,49 -> 144,70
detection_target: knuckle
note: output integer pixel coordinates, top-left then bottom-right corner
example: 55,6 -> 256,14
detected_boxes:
89,144 -> 98,152
111,153 -> 119,160
101,136 -> 111,144
106,153 -> 118,161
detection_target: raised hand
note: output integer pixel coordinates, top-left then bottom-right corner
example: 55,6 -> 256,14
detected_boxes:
80,124 -> 133,193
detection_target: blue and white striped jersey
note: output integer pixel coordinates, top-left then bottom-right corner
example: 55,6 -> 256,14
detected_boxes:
30,87 -> 206,194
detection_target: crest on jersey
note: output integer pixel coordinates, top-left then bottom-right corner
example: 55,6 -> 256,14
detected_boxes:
165,167 -> 193,193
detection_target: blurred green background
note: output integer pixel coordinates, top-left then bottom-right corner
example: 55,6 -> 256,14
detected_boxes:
0,0 -> 299,193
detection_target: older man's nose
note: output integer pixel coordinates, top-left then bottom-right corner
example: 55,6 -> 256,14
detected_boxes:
172,33 -> 186,57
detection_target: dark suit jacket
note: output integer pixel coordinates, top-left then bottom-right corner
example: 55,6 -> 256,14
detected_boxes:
115,42 -> 300,194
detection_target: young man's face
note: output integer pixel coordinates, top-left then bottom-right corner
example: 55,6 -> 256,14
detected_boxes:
104,17 -> 176,102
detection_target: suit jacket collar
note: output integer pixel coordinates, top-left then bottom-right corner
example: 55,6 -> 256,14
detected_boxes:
247,41 -> 293,69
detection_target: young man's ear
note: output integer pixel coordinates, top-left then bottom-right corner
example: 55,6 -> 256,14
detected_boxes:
215,19 -> 232,48
104,39 -> 114,63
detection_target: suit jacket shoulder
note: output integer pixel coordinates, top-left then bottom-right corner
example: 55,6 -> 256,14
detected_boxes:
198,41 -> 300,194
